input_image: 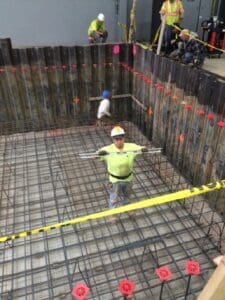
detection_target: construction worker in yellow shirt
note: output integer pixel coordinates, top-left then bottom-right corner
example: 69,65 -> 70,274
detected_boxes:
97,126 -> 147,223
159,0 -> 184,54
88,13 -> 108,43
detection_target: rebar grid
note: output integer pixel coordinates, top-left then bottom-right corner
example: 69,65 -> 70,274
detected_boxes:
0,120 -> 224,300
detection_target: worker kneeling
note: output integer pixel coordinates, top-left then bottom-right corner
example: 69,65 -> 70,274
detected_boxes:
97,126 -> 147,224
88,13 -> 108,43
170,29 -> 206,66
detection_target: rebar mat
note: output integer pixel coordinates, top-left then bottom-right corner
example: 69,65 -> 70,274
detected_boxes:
0,121 -> 224,299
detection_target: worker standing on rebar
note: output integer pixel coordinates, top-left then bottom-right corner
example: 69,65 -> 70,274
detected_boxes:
88,13 -> 108,43
97,126 -> 147,223
159,0 -> 184,54
96,90 -> 112,126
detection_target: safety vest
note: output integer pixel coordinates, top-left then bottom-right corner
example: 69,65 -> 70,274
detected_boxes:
99,143 -> 143,183
160,0 -> 184,25
88,19 -> 106,36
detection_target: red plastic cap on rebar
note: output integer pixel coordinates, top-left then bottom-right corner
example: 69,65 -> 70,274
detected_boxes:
118,279 -> 136,297
147,106 -> 154,116
197,109 -> 205,117
172,95 -> 178,102
113,45 -> 120,55
179,134 -> 184,143
158,85 -> 164,91
165,90 -> 171,97
185,261 -> 201,275
185,104 -> 192,111
133,45 -> 137,56
73,97 -> 80,104
207,114 -> 215,121
71,283 -> 90,300
217,121 -> 225,128
21,67 -> 27,73
155,266 -> 173,282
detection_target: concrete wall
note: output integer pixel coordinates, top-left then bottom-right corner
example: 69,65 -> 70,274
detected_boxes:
0,0 -> 154,48
181,0 -> 212,35
0,0 -> 128,47
127,0 -> 153,41
0,0 -> 213,48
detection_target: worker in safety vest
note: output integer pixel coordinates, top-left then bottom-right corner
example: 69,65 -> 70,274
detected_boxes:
170,29 -> 206,66
159,0 -> 184,54
97,126 -> 147,223
179,29 -> 206,66
88,13 -> 108,43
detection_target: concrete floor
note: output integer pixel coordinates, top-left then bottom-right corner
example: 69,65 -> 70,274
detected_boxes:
0,122 -> 223,299
202,54 -> 225,77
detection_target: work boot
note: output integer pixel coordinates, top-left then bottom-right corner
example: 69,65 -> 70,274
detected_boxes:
110,215 -> 118,224
128,211 -> 136,219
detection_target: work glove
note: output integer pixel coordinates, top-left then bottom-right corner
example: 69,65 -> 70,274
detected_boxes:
141,147 -> 148,153
98,150 -> 109,156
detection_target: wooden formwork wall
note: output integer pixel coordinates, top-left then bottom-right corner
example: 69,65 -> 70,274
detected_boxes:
0,39 -> 224,209
0,40 -> 133,128
132,46 -> 225,212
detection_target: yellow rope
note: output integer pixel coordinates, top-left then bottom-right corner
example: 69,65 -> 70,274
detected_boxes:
0,179 -> 224,243
118,22 -> 128,43
137,23 -> 225,54
149,25 -> 161,49
172,24 -> 225,54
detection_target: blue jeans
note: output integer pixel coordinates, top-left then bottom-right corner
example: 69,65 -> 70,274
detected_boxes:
89,31 -> 108,43
164,25 -> 174,54
109,181 -> 132,209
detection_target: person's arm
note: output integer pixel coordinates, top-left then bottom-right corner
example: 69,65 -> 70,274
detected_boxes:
159,2 -> 166,21
100,22 -> 106,32
96,147 -> 109,161
88,20 -> 98,36
179,1 -> 184,20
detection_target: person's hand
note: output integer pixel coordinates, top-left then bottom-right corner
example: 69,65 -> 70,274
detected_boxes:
97,31 -> 103,35
213,255 -> 224,266
141,147 -> 148,153
98,150 -> 109,156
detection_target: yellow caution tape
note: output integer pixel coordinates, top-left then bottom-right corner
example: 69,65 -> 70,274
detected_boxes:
137,23 -> 225,54
149,25 -> 161,49
0,180 -> 224,243
172,24 -> 225,54
136,42 -> 149,50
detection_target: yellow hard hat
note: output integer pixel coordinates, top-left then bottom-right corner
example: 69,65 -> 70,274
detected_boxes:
180,29 -> 190,37
111,126 -> 125,137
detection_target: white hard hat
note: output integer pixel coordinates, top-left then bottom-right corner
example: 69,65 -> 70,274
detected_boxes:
111,126 -> 125,137
97,13 -> 105,22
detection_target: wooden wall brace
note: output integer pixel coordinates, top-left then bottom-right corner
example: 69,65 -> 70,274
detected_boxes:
89,94 -> 147,112
197,256 -> 225,300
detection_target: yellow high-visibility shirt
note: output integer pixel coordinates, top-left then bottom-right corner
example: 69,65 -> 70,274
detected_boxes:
160,0 -> 184,25
99,143 -> 143,183
88,19 -> 106,36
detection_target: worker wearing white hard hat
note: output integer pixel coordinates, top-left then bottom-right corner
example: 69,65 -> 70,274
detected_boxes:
88,13 -> 108,43
97,126 -> 147,223
97,13 -> 105,21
